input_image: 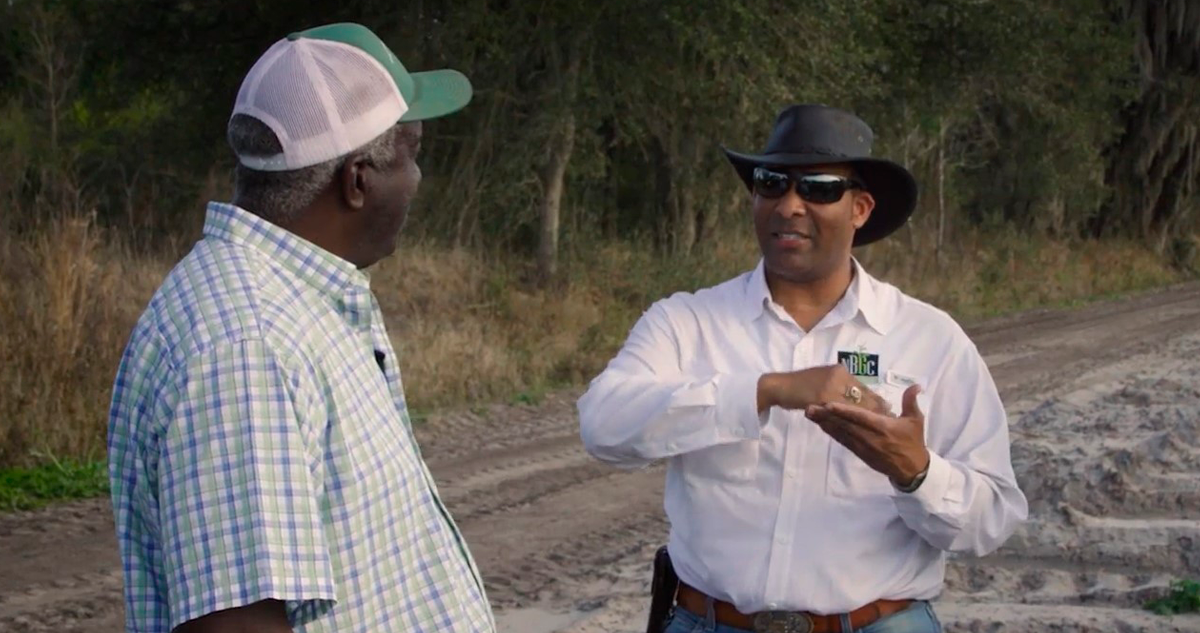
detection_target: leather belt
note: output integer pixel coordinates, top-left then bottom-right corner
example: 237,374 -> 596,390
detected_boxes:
676,582 -> 913,633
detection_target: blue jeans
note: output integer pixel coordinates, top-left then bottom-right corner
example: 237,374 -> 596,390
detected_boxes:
663,600 -> 942,633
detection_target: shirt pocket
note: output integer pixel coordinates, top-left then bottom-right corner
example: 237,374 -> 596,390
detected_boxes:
826,382 -> 907,498
681,439 -> 761,484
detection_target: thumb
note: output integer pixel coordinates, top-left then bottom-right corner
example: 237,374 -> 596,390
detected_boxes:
901,384 -> 924,419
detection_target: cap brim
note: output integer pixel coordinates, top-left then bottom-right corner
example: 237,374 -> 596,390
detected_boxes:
399,69 -> 473,122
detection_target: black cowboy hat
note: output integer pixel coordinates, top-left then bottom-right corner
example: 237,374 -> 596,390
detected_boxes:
724,104 -> 918,247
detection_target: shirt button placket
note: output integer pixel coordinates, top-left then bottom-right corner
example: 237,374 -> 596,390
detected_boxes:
762,332 -> 819,606
764,430 -> 797,602
794,334 -> 814,370
762,334 -> 810,605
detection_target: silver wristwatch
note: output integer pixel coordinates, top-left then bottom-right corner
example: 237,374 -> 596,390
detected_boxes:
893,464 -> 929,494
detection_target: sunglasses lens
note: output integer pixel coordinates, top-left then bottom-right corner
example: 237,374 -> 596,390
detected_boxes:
752,168 -> 791,198
796,175 -> 850,204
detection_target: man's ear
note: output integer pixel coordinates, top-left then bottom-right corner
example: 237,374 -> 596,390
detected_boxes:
339,154 -> 370,210
852,190 -> 876,230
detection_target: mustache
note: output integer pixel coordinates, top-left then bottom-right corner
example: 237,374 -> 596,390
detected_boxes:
769,225 -> 813,236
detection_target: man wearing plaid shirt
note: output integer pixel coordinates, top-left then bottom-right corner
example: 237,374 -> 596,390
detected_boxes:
107,24 -> 494,632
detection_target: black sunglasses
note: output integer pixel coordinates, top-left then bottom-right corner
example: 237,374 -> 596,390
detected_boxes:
752,167 -> 863,204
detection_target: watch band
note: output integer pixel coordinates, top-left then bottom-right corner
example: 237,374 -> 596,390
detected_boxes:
893,463 -> 929,493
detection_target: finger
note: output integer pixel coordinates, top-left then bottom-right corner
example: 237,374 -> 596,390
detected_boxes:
824,427 -> 861,452
807,403 -> 862,422
901,384 -> 924,419
863,390 -> 895,416
812,415 -> 856,446
808,405 -> 856,425
809,408 -> 884,440
822,402 -> 893,431
814,418 -> 877,461
807,405 -> 843,428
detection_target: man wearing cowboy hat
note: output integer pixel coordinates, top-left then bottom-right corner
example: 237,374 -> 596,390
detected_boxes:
578,104 -> 1027,633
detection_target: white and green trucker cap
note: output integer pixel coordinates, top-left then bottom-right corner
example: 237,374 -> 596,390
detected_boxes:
230,22 -> 472,171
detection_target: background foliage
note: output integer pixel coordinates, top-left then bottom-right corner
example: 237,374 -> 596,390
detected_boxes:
2,0 -> 1196,259
0,0 -> 1198,467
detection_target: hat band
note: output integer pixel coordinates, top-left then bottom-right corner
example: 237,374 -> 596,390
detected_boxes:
759,145 -> 855,159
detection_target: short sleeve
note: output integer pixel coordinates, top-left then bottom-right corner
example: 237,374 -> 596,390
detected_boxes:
157,338 -> 336,630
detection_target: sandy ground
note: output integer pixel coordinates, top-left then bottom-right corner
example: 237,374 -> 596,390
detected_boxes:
3,283 -> 1200,632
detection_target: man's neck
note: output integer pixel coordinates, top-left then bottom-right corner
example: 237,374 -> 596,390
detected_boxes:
765,260 -> 855,332
236,197 -> 359,267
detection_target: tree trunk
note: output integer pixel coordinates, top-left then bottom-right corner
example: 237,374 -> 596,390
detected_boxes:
901,119 -> 919,255
535,40 -> 582,287
454,96 -> 500,249
536,114 -> 575,285
935,118 -> 947,267
1111,83 -> 1199,254
666,133 -> 699,255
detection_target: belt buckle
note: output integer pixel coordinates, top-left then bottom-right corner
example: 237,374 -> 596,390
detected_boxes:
752,611 -> 813,633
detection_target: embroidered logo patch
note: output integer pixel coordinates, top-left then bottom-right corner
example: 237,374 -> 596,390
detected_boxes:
837,349 -> 880,384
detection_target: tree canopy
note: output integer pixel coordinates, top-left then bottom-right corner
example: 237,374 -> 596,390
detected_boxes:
1,0 -> 1196,270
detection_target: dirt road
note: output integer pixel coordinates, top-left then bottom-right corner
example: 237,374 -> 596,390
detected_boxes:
4,284 -> 1200,632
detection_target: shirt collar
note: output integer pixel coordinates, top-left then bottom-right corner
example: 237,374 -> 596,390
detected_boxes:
743,259 -> 773,321
743,257 -> 893,335
848,258 -> 893,334
203,202 -> 373,308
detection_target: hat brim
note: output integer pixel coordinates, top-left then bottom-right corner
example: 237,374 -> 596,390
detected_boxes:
724,148 -> 917,247
399,69 -> 473,122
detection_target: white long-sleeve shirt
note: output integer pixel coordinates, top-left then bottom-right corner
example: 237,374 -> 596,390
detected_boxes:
577,259 -> 1027,615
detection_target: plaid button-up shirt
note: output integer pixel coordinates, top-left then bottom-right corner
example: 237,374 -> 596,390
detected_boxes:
108,202 -> 494,632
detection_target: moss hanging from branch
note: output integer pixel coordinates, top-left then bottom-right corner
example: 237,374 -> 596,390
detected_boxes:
1101,0 -> 1200,254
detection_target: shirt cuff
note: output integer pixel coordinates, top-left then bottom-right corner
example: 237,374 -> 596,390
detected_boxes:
892,450 -> 954,510
714,373 -> 770,441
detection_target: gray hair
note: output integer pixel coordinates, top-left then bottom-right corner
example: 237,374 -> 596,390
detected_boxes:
228,114 -> 402,223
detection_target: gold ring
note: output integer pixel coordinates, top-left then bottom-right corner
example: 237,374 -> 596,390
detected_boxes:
844,385 -> 863,404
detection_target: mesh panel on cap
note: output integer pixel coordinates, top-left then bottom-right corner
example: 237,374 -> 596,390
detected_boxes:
313,45 -> 397,123
232,37 -> 407,171
253,43 -> 337,147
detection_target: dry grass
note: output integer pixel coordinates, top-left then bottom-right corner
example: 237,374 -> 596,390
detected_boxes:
0,215 -> 170,466
0,215 -> 1189,467
861,228 -> 1185,319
